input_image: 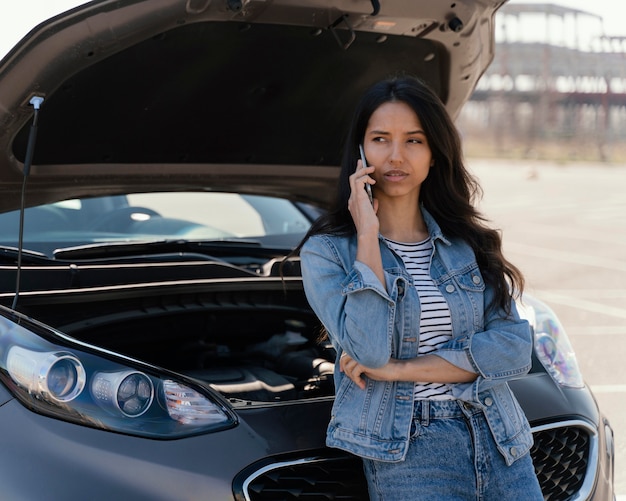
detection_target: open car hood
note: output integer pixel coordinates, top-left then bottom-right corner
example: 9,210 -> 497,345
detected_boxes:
0,0 -> 504,211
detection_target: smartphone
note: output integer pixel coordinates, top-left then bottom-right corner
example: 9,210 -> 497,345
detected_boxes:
358,144 -> 374,205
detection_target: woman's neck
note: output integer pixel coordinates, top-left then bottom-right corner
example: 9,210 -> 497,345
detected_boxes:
377,199 -> 428,243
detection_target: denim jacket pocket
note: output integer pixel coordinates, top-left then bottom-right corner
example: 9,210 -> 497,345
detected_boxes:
442,264 -> 485,334
453,266 -> 485,293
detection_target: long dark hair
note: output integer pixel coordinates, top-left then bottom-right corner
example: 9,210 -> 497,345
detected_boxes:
296,76 -> 524,312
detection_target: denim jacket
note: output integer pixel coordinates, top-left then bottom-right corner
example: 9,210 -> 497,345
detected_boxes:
300,208 -> 534,466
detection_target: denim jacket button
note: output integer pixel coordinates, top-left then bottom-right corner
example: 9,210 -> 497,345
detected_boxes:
484,397 -> 494,407
510,446 -> 518,457
445,284 -> 455,293
472,275 -> 481,284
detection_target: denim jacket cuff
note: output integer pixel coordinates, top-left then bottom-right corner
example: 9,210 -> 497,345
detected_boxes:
347,260 -> 407,302
447,380 -> 479,402
433,339 -> 477,375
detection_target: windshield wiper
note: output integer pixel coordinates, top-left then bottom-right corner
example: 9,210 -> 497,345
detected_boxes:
53,239 -> 262,261
0,246 -> 52,264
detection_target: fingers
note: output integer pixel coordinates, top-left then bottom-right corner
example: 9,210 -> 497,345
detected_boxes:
348,164 -> 377,226
339,353 -> 367,389
350,162 -> 375,195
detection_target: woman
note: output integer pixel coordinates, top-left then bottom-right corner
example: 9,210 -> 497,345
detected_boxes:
298,76 -> 543,500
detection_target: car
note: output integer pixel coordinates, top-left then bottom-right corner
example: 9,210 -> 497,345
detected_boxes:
0,0 -> 615,499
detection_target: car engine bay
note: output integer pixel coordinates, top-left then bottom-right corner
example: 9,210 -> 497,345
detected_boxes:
7,276 -> 337,405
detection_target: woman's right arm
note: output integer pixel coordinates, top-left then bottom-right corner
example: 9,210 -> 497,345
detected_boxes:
300,236 -> 399,368
348,162 -> 385,287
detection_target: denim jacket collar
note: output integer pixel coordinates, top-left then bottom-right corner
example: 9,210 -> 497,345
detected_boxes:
421,206 -> 451,247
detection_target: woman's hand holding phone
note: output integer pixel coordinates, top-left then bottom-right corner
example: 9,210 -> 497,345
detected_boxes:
351,145 -> 384,287
348,144 -> 378,236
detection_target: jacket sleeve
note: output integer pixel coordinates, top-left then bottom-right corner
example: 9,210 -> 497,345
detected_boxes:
300,235 -> 407,368
433,287 -> 533,402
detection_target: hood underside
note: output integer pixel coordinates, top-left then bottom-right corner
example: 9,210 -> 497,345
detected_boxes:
0,0 -> 503,210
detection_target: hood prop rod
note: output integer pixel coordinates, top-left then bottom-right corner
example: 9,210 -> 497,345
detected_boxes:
12,95 -> 44,311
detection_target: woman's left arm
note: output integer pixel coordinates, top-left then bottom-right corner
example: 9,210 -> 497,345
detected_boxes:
340,352 -> 477,390
340,298 -> 532,389
434,298 -> 533,382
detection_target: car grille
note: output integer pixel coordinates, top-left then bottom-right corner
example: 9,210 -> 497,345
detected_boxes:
235,425 -> 592,501
531,425 -> 590,500
233,453 -> 368,501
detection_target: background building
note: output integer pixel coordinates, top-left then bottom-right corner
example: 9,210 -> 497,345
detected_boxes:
459,3 -> 626,162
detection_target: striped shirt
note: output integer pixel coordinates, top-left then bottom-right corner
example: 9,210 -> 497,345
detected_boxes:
384,237 -> 454,400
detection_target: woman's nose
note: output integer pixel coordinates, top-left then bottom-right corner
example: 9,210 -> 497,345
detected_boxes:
389,141 -> 403,163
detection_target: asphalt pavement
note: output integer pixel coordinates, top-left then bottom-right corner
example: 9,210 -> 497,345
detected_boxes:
468,158 -> 626,497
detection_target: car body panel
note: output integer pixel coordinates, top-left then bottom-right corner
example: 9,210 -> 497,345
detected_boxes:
0,399 -> 273,500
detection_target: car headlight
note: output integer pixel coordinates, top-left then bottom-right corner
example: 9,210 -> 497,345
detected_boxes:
517,295 -> 584,388
0,313 -> 236,438
91,370 -> 154,417
7,346 -> 86,402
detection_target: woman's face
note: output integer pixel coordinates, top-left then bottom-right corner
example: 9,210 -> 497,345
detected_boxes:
362,100 -> 432,202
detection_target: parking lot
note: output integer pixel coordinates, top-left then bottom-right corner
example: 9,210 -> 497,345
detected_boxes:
469,158 -> 625,496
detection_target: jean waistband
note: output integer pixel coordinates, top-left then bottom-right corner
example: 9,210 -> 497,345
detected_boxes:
413,399 -> 479,424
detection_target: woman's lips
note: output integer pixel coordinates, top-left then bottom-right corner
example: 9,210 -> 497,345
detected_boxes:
383,170 -> 408,181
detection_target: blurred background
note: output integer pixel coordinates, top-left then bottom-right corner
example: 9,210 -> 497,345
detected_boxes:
460,1 -> 626,163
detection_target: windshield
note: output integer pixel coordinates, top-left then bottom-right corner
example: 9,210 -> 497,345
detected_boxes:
0,192 -> 314,258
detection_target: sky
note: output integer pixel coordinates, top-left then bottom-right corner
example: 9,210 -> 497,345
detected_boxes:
511,0 -> 626,36
0,0 -> 625,58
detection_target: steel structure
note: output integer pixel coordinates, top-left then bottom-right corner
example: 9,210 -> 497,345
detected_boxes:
460,3 -> 626,160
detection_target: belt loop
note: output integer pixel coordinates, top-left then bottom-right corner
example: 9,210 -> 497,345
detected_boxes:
421,400 -> 430,426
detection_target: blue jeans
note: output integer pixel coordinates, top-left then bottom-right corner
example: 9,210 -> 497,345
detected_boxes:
362,400 -> 543,501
